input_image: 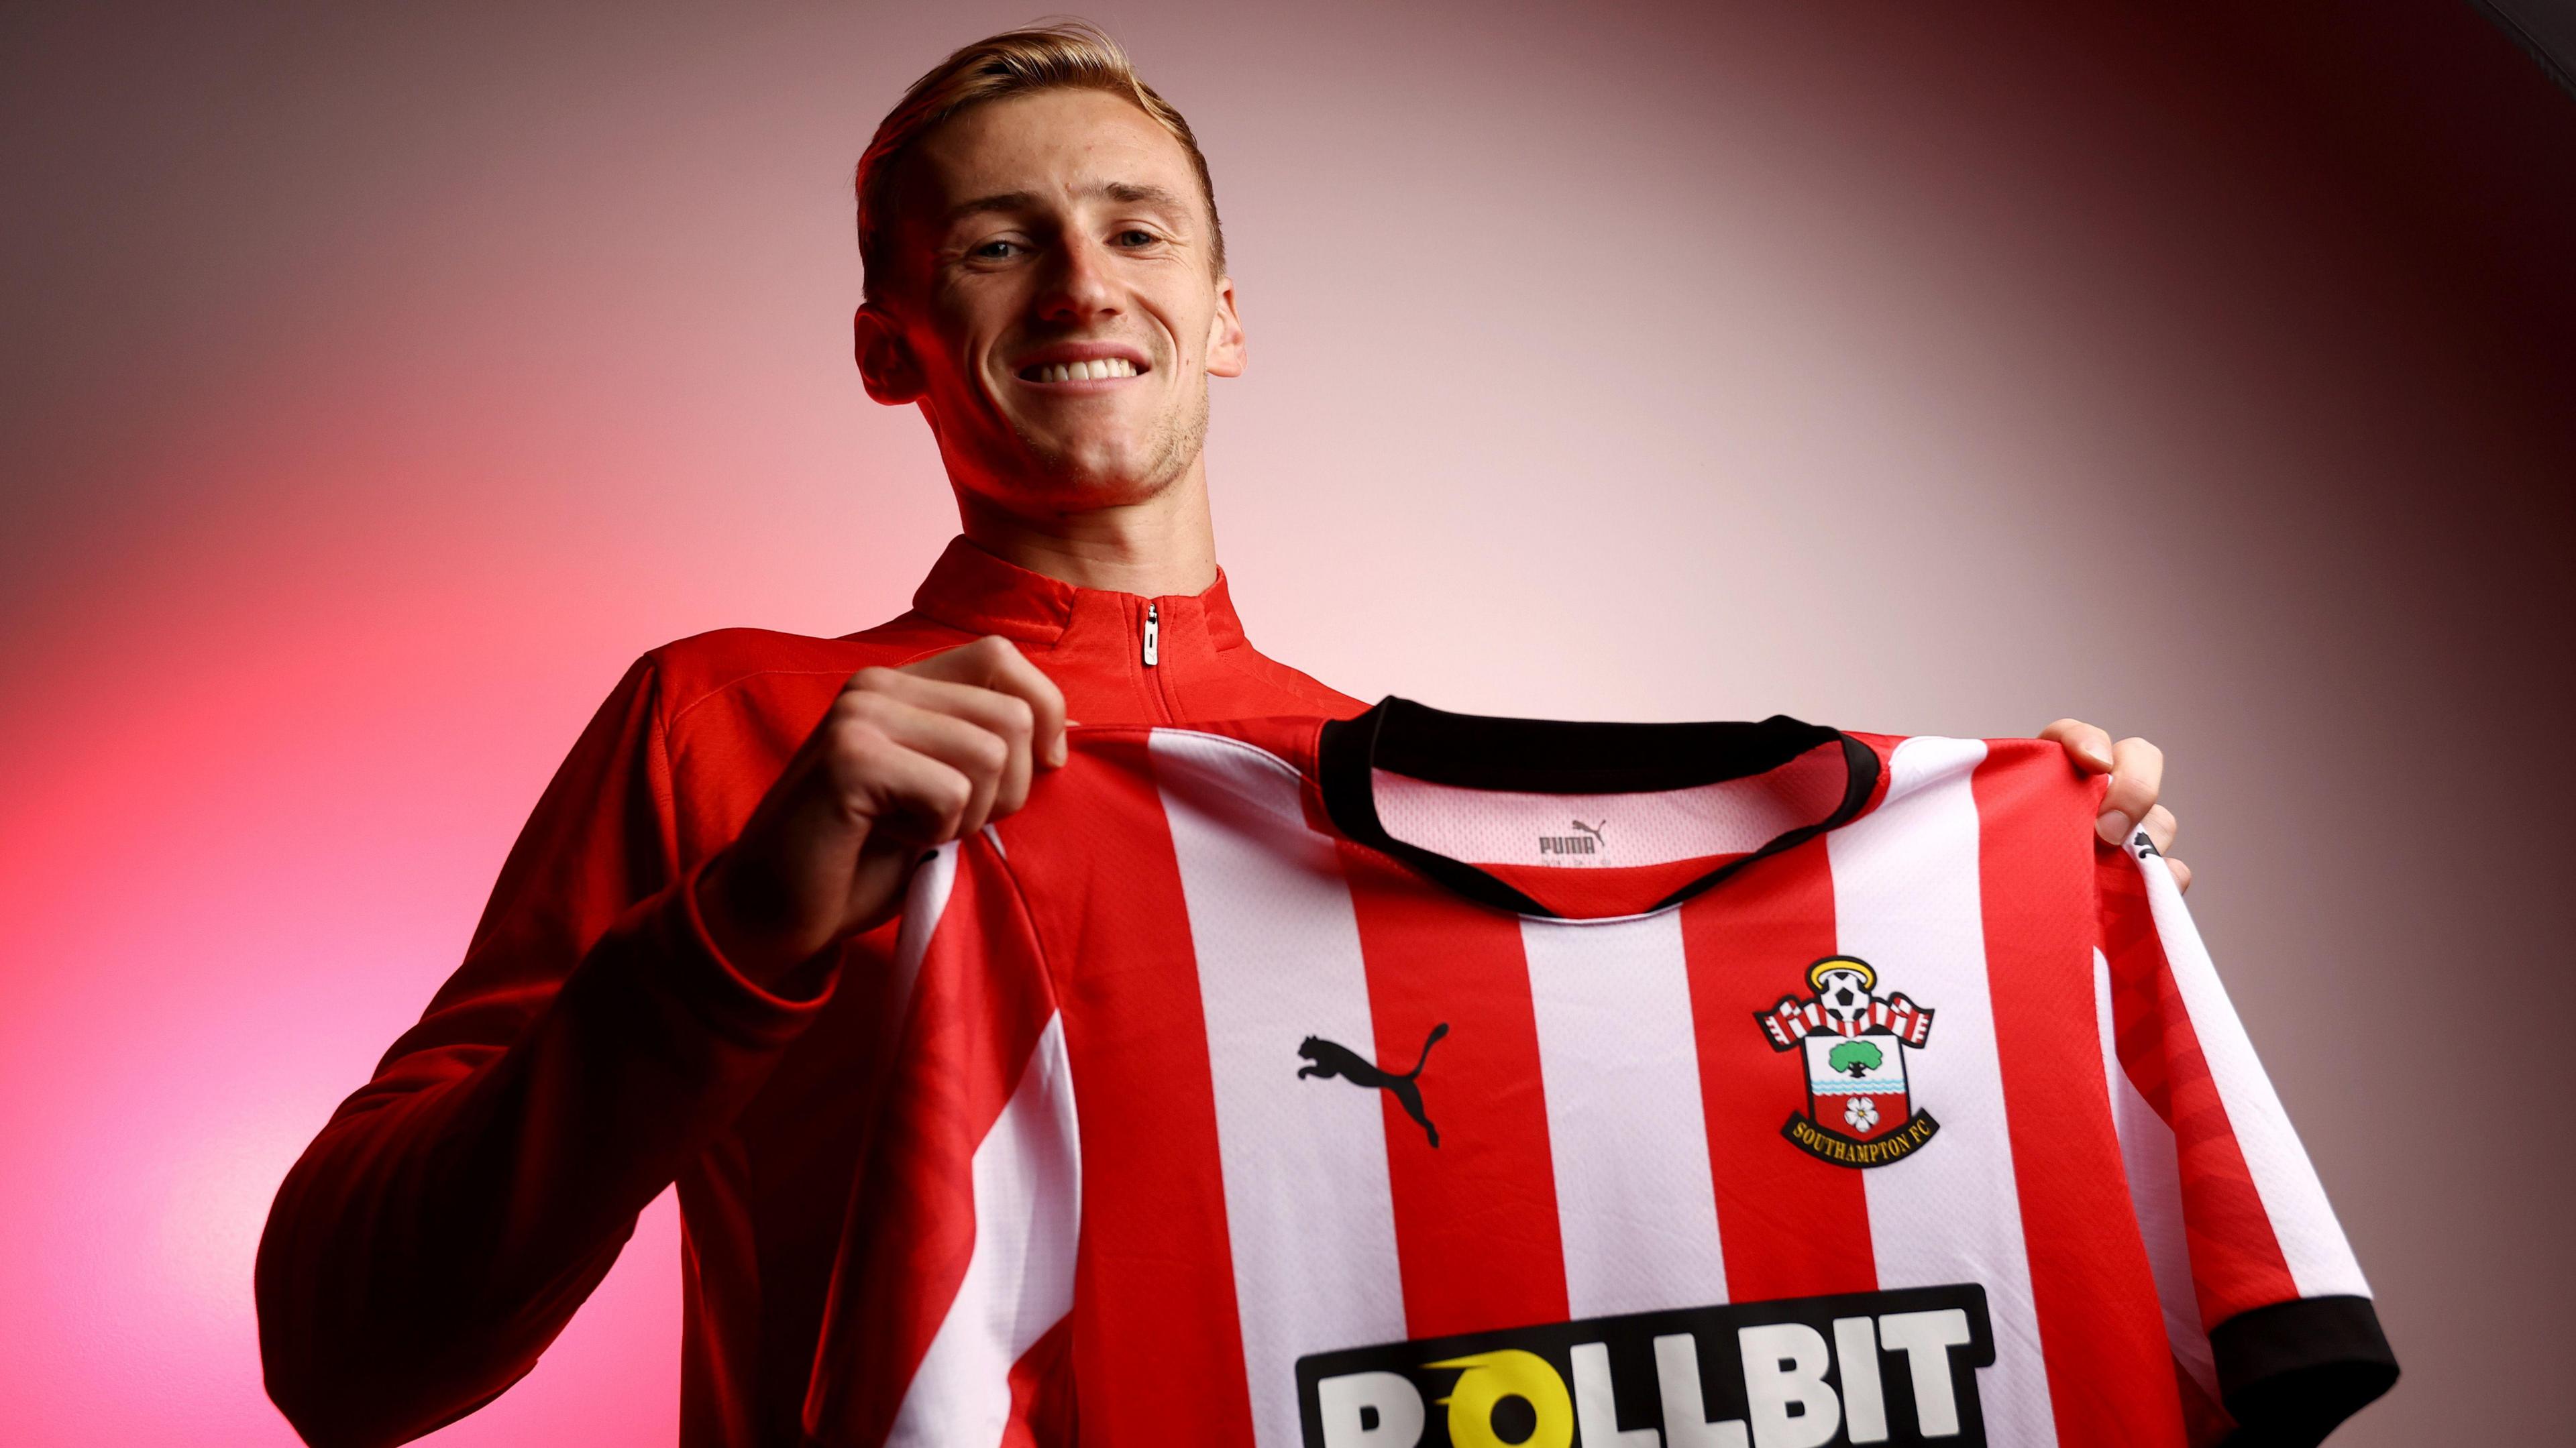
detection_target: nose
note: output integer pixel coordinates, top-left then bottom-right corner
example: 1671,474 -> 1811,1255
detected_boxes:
1034,232 -> 1120,326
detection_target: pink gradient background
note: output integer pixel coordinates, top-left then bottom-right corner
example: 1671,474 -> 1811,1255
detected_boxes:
5,3 -> 2570,1443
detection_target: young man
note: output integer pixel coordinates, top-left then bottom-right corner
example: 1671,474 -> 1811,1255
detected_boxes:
256,23 -> 2184,1448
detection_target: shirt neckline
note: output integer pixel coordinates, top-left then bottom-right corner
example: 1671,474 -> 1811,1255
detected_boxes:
1315,697 -> 1880,920
905,535 -> 1248,651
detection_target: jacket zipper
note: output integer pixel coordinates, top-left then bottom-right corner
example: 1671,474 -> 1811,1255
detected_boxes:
1137,598 -> 1179,723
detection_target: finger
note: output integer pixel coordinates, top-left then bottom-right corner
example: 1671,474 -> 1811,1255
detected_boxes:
836,745 -> 975,924
2141,804 -> 2179,856
842,667 -> 1038,818
2039,718 -> 2114,774
832,692 -> 1012,840
875,749 -> 976,847
2168,857 -> 2194,893
901,636 -> 1070,767
2094,736 -> 2163,846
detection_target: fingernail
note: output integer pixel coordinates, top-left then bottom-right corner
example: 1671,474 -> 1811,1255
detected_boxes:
2096,811 -> 2133,846
1048,736 -> 1068,767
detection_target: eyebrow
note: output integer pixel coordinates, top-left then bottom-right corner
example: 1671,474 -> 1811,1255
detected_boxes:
1099,181 -> 1189,211
943,181 -> 1194,228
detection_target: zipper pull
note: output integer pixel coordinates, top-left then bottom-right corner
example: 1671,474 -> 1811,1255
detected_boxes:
1142,602 -> 1160,667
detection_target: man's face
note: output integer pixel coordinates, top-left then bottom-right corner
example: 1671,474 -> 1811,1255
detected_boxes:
862,88 -> 1244,514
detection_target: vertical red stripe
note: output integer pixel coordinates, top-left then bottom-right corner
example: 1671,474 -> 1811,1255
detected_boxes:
1678,842 -> 1878,1301
1974,743 -> 2184,1445
2174,1357 -> 2235,1448
998,1316 -> 1075,1448
804,840 -> 1059,1445
1339,844 -> 1568,1339
2098,846 -> 2301,1327
1025,733 -> 1258,1446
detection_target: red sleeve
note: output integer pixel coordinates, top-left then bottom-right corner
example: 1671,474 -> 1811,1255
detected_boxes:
802,832 -> 1076,1448
256,655 -> 839,1448
2094,832 -> 2394,1448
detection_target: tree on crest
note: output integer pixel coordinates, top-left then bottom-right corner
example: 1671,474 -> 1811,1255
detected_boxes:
1828,1039 -> 1884,1077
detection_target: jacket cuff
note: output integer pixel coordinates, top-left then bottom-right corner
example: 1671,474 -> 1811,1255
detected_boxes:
633,854 -> 839,1048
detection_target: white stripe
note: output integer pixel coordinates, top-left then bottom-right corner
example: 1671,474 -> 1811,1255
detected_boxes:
887,1014 -> 1081,1447
2094,949 -> 2218,1396
2136,852 -> 2370,1300
1520,910 -> 1729,1316
861,843 -> 964,1195
1827,736 -> 2056,1448
886,842 -> 961,1033
1152,730 -> 1405,1447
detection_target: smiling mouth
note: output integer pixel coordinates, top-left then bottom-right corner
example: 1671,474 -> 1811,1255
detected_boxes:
1018,357 -> 1145,383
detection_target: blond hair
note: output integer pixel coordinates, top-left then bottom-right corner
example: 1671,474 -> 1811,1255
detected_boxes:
855,20 -> 1225,302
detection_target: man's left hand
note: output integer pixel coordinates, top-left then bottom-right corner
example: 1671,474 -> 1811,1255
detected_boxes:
2039,719 -> 2190,893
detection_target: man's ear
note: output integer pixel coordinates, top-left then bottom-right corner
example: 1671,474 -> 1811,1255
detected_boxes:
1205,275 -> 1246,379
855,303 -> 926,404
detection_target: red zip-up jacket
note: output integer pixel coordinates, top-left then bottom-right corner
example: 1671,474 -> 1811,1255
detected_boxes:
256,537 -> 1361,1448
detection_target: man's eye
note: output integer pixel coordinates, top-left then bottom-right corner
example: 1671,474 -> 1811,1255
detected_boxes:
971,240 -> 1022,260
1115,229 -> 1159,247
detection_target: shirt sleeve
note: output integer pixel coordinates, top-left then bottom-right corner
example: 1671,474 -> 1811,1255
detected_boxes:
255,654 -> 843,1448
802,831 -> 1078,1448
2094,830 -> 2396,1448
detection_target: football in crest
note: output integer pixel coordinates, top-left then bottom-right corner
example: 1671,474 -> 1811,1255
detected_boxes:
1815,964 -> 1875,1027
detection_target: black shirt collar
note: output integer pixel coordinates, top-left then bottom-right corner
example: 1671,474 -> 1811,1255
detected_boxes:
1316,697 -> 1879,918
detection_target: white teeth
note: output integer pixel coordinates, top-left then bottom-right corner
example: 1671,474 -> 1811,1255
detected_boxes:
1030,357 -> 1138,383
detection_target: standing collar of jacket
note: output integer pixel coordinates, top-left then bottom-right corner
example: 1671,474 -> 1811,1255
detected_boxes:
907,535 -> 1250,651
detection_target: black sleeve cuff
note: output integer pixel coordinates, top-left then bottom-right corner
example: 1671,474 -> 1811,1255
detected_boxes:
2213,1295 -> 2398,1448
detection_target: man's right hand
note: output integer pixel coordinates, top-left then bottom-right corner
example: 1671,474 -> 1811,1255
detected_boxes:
696,634 -> 1068,986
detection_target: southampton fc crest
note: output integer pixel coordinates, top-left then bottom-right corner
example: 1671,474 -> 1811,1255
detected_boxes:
1756,956 -> 1941,1167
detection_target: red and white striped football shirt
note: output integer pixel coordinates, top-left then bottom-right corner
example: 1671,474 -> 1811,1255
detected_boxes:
802,702 -> 2392,1448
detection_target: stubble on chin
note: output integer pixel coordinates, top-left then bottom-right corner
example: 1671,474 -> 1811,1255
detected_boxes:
998,384 -> 1210,510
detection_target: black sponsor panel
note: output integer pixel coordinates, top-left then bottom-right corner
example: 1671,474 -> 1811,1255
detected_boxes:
1296,1284 -> 1994,1448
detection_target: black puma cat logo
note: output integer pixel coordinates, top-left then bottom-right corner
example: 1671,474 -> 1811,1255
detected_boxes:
1540,817 -> 1606,856
1297,1023 -> 1450,1148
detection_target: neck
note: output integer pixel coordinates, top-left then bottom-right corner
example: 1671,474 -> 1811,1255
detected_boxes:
955,460 -> 1221,596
